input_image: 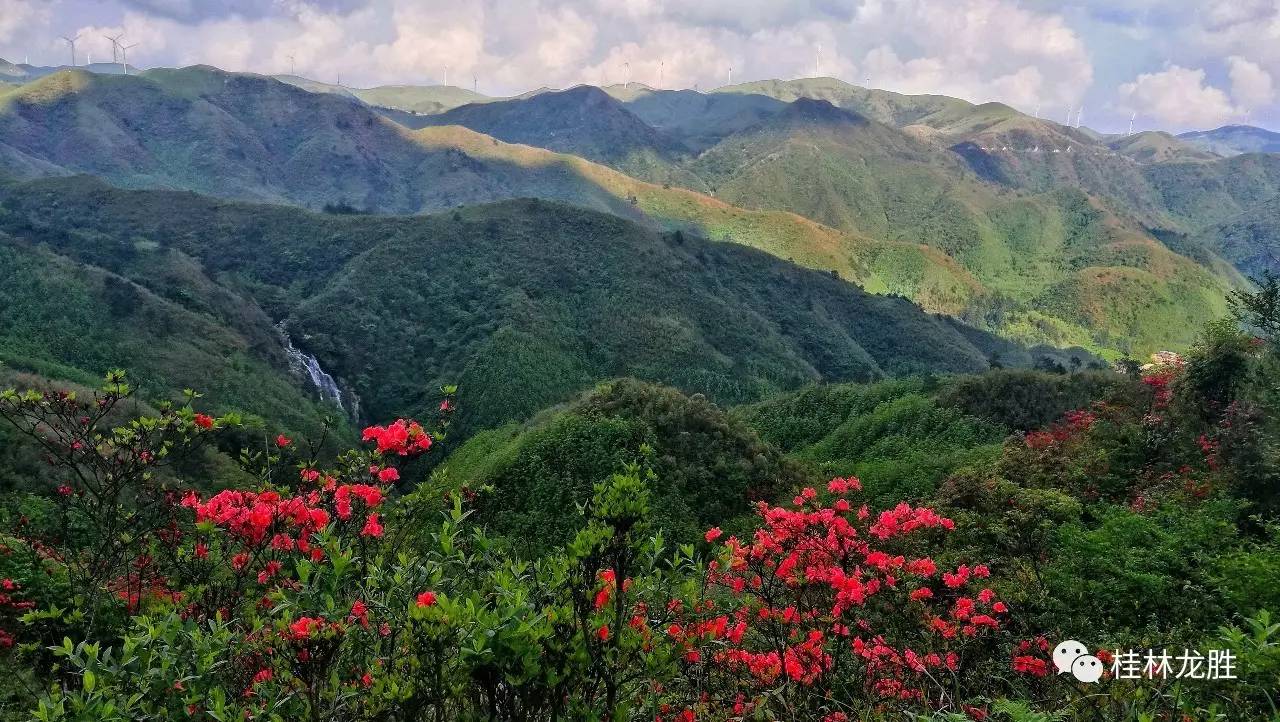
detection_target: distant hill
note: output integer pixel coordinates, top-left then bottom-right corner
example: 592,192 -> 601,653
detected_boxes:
274,74 -> 493,115
609,86 -> 789,152
410,85 -> 703,188
1108,131 -> 1220,163
1179,125 -> 1280,157
0,176 -> 1039,433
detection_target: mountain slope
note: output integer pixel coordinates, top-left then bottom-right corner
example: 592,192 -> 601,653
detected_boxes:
1188,195 -> 1280,277
686,99 -> 1238,355
0,223 -> 341,439
0,176 -> 1040,433
435,379 -> 811,550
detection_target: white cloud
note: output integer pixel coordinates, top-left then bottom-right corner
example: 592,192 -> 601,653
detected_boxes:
1118,65 -> 1242,127
0,0 -> 48,46
5,0 -> 1277,132
1228,55 -> 1275,110
854,0 -> 1092,110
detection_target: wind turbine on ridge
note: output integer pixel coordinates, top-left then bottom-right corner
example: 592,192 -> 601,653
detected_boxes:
59,33 -> 83,67
120,42 -> 138,74
104,34 -> 124,65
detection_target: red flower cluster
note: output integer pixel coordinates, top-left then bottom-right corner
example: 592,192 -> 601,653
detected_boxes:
0,577 -> 35,649
1025,408 -> 1098,450
1142,368 -> 1178,409
184,489 -> 331,547
692,478 -> 1007,710
362,419 -> 433,456
1011,637 -> 1052,677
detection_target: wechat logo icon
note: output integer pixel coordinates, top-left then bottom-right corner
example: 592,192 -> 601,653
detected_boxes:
1054,640 -> 1104,683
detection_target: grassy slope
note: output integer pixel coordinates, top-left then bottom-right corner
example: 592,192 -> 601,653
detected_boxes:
1108,131 -> 1220,163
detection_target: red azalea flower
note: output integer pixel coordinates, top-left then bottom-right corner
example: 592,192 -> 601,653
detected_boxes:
361,513 -> 384,538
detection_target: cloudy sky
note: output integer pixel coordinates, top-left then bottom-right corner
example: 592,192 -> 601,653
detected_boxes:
4,0 -> 1277,133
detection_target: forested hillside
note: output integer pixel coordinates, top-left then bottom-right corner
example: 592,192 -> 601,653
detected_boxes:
0,175 -> 1052,435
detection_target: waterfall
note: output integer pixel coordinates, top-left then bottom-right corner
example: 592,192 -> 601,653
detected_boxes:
278,324 -> 346,415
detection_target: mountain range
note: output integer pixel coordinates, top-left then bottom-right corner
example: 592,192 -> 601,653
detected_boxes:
0,60 -> 1277,434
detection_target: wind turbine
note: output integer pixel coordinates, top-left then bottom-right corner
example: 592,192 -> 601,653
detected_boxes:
443,65 -> 449,87
728,65 -> 732,86
287,53 -> 296,75
473,74 -> 477,93
60,33 -> 82,67
104,34 -> 123,64
1076,105 -> 1084,128
623,61 -> 631,88
815,42 -> 822,78
1033,102 -> 1040,119
120,42 -> 137,74
1127,111 -> 1136,136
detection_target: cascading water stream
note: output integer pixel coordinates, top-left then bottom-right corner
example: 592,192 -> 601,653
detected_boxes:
278,324 -> 347,415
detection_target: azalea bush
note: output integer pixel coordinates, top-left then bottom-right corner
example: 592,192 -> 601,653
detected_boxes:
672,477 -> 1010,721
0,370 -> 1034,721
